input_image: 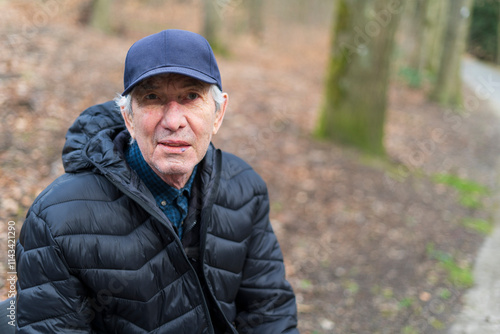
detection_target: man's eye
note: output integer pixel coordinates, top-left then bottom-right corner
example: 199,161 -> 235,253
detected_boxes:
187,93 -> 199,100
145,93 -> 159,100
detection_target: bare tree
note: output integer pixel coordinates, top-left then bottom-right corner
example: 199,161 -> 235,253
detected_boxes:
430,0 -> 474,106
423,0 -> 449,79
315,0 -> 405,156
247,0 -> 264,41
497,4 -> 500,64
203,0 -> 223,52
90,0 -> 112,33
403,0 -> 430,85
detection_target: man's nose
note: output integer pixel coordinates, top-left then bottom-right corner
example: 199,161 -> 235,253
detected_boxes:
160,100 -> 187,131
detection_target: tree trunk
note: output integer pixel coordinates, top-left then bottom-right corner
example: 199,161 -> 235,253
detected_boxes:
203,0 -> 223,53
422,0 -> 447,78
410,0 -> 429,74
247,0 -> 264,41
397,0 -> 429,87
90,0 -> 112,33
497,5 -> 500,65
430,0 -> 474,106
315,0 -> 405,156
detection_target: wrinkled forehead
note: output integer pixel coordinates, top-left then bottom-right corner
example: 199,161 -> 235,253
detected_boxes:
132,73 -> 209,94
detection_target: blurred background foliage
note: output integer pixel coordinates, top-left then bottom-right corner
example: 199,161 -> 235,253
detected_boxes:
2,0 -> 499,157
468,0 -> 500,63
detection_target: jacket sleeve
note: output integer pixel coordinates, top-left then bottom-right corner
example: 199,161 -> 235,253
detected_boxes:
16,208 -> 94,333
234,190 -> 299,334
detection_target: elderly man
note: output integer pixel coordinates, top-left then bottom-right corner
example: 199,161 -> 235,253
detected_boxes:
15,29 -> 298,333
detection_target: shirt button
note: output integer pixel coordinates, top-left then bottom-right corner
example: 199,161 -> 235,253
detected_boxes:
161,200 -> 167,206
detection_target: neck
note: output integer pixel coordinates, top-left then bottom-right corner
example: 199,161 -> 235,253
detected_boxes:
157,172 -> 191,190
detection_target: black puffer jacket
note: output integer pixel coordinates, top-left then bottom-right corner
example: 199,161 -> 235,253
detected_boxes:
16,101 -> 298,333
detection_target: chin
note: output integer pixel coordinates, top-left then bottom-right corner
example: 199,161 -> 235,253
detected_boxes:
155,161 -> 195,177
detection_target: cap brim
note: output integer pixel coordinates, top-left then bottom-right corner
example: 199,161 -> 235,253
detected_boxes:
122,66 -> 219,96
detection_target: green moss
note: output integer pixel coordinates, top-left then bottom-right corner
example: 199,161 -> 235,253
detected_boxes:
462,217 -> 494,235
433,173 -> 490,209
398,66 -> 422,88
430,318 -> 445,330
398,297 -> 415,309
438,288 -> 452,300
342,279 -> 359,295
299,279 -> 313,290
402,326 -> 419,334
441,258 -> 474,288
426,243 -> 474,288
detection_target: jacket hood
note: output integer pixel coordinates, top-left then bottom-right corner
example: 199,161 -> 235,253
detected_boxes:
62,101 -> 126,174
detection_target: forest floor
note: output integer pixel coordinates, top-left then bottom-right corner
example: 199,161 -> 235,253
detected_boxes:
2,2 -> 500,334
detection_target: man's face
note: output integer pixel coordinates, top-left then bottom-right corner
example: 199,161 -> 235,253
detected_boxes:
121,74 -> 227,189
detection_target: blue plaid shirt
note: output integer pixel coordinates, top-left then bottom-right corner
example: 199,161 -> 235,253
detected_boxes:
125,141 -> 197,239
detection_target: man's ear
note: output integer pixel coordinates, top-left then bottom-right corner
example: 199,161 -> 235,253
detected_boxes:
121,106 -> 135,139
213,93 -> 228,135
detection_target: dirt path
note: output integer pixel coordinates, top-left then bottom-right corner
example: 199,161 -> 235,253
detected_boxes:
448,57 -> 500,334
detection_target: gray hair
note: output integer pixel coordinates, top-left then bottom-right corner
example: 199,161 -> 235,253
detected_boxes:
114,84 -> 224,116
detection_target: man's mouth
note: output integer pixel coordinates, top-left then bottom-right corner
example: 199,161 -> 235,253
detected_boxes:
158,140 -> 191,153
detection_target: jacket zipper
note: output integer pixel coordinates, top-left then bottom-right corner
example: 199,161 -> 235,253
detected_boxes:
101,173 -> 216,334
183,219 -> 197,237
197,150 -> 238,334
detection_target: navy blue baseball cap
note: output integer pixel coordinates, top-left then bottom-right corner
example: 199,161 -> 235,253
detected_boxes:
122,29 -> 222,95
